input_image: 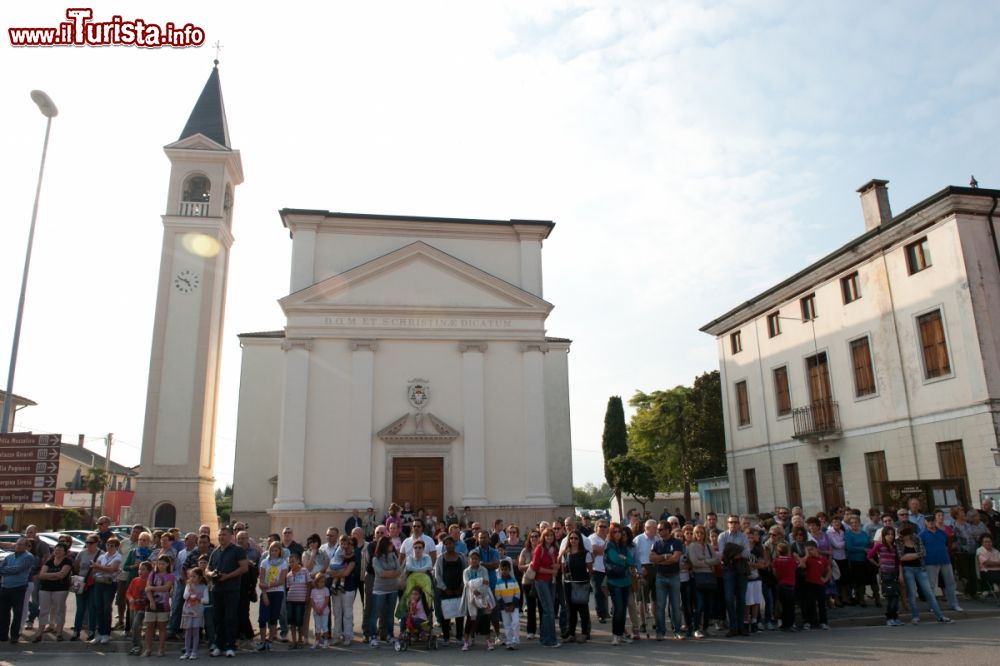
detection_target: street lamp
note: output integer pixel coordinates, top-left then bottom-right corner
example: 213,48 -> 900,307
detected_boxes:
1,90 -> 58,433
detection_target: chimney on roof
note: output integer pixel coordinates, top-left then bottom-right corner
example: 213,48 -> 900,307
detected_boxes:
857,179 -> 892,232
78,433 -> 85,447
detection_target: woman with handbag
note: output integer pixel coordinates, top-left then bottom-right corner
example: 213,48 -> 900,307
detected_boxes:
434,536 -> 466,645
559,530 -> 592,643
686,525 -> 719,639
530,527 -> 561,648
518,529 -> 541,639
90,538 -> 123,645
70,535 -> 100,641
604,523 -> 635,645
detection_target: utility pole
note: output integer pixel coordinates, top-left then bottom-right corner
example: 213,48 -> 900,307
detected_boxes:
100,432 -> 112,518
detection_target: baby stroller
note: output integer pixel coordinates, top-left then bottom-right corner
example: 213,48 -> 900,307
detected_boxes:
395,571 -> 438,651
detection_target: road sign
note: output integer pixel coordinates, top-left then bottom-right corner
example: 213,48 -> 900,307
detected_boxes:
0,461 -> 58,476
0,432 -> 62,500
0,490 -> 55,503
0,433 -> 61,447
0,447 -> 59,461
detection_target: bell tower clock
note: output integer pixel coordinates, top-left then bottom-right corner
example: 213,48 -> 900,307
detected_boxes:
132,62 -> 244,532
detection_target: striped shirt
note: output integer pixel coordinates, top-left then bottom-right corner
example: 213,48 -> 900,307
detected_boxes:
285,566 -> 310,602
867,543 -> 898,574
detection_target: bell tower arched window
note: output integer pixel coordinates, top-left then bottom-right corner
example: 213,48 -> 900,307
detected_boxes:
180,174 -> 211,217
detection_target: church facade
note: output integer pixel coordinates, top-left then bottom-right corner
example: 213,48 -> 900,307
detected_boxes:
231,210 -> 575,535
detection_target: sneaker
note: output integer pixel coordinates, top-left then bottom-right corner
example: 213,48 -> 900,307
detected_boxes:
620,634 -> 632,644
694,630 -> 705,639
801,623 -> 811,630
819,623 -> 829,630
210,647 -> 221,657
674,632 -> 685,640
225,650 -> 235,657
952,605 -> 964,612
911,617 -> 920,625
256,642 -> 268,652
526,633 -> 536,640
611,635 -> 620,646
461,640 -> 470,651
937,616 -> 953,624
370,638 -> 379,648
341,637 -> 349,647
180,655 -> 188,661
886,620 -> 895,627
506,645 -> 514,650
323,639 -> 330,648
548,642 -> 562,648
311,641 -> 319,650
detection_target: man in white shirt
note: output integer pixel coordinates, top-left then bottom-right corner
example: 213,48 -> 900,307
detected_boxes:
560,516 -> 592,552
399,518 -> 437,564
633,519 -> 659,629
588,520 -> 610,622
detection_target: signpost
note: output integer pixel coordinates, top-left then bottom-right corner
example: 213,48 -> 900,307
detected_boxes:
0,433 -> 62,507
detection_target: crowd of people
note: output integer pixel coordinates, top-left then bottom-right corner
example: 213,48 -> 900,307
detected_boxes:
0,497 -> 998,656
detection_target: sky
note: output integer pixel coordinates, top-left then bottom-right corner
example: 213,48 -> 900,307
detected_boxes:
1,1 -> 997,492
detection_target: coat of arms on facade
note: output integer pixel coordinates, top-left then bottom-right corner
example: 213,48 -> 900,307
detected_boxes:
376,378 -> 458,444
408,379 -> 430,411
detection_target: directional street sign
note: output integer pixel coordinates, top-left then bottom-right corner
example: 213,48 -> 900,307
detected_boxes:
0,461 -> 59,476
0,432 -> 62,501
0,490 -> 55,503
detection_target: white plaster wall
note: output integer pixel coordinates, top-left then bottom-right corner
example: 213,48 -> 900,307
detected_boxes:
483,342 -> 528,503
312,234 -> 522,290
300,339 -> 353,507
545,345 -> 573,507
231,339 -> 282,513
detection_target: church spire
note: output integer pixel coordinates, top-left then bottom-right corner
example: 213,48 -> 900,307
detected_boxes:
178,62 -> 230,148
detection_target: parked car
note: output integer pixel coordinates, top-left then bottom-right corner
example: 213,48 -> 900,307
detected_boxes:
60,529 -> 96,543
0,532 -> 85,555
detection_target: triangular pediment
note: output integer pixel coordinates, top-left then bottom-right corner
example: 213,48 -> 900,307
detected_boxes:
377,412 -> 459,444
164,133 -> 229,151
281,242 -> 553,313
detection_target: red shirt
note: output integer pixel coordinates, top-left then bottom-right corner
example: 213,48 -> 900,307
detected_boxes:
531,544 -> 557,583
804,555 -> 829,585
772,555 -> 797,586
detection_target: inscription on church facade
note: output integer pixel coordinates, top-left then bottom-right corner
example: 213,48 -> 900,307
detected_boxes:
323,316 -> 514,329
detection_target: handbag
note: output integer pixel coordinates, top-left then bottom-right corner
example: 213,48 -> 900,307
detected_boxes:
570,581 -> 591,605
694,571 -> 717,591
522,565 -> 536,584
440,596 -> 463,619
70,575 -> 86,594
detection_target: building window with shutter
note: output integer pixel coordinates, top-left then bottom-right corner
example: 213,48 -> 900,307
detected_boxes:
917,309 -> 951,379
744,468 -> 759,514
735,380 -> 751,426
865,451 -> 888,511
841,271 -> 861,304
731,330 -> 742,354
850,336 -> 877,397
784,463 -> 802,508
800,293 -> 817,321
767,312 -> 782,338
906,237 -> 932,274
773,366 -> 791,416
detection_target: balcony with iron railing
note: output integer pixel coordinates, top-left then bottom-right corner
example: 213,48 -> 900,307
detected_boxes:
179,200 -> 210,217
791,398 -> 842,442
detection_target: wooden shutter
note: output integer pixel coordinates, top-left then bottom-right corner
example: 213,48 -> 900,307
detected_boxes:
773,366 -> 791,416
919,311 -> 950,378
851,337 -> 876,396
865,451 -> 888,511
744,468 -> 759,514
784,463 -> 802,508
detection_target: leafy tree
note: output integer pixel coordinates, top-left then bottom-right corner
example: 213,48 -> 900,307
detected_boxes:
572,482 -> 614,510
608,454 -> 658,515
601,396 -> 629,518
82,466 -> 109,527
215,485 -> 233,524
688,370 -> 726,478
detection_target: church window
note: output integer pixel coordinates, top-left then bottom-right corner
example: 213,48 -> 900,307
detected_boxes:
180,175 -> 211,217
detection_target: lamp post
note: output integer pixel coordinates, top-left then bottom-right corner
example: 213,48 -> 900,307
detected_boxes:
1,90 -> 58,433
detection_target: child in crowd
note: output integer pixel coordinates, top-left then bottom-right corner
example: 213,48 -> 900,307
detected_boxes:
310,573 -> 331,649
494,560 -> 521,649
867,527 -> 902,626
800,541 -> 831,630
404,588 -> 431,639
461,551 -> 495,651
772,543 -> 798,632
126,561 -> 152,655
285,553 -> 310,649
257,542 -> 288,652
144,556 -> 175,657
327,543 -> 346,596
745,529 -> 766,633
180,568 -> 209,660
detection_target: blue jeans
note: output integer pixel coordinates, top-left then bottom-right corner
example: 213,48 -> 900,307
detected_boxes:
693,585 -> 713,632
723,569 -> 747,632
167,578 -> 185,633
591,571 -> 608,620
654,575 -> 682,636
902,567 -> 944,621
72,588 -> 97,635
924,563 -> 959,609
367,593 -> 395,641
94,582 -> 116,637
609,584 -> 630,637
534,580 -> 557,646
762,584 -> 775,623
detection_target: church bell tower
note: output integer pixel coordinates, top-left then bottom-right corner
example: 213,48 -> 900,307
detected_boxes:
132,62 -> 244,531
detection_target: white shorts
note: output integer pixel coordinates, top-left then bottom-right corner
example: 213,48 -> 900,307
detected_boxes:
745,580 -> 763,605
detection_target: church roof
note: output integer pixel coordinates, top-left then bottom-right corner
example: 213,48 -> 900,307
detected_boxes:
279,209 -> 554,235
237,330 -> 283,339
178,63 -> 230,148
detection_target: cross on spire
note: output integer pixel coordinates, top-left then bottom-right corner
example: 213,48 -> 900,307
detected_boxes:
213,40 -> 223,66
